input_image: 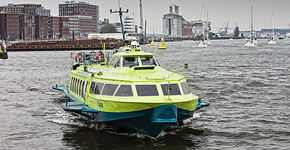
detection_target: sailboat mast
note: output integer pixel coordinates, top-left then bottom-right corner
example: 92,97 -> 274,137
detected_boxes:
271,14 -> 274,39
250,6 -> 253,41
201,5 -> 205,42
207,10 -> 209,40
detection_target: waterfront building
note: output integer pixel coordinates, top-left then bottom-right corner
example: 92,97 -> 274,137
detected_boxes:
49,17 -> 60,39
124,17 -> 137,34
35,16 -> 49,39
19,14 -> 36,40
0,4 -> 52,41
35,7 -> 51,16
189,20 -> 211,37
162,5 -> 211,38
59,1 -> 99,37
260,28 -> 290,37
0,4 -> 22,14
162,5 -> 185,37
16,4 -> 42,15
59,17 -> 70,39
182,23 -> 195,38
112,23 -> 122,33
0,14 -> 20,40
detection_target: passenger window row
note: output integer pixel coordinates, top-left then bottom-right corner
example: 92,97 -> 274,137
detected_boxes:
89,82 -> 191,97
90,82 -> 133,96
70,76 -> 86,98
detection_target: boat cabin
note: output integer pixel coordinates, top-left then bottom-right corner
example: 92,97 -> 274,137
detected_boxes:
109,54 -> 159,68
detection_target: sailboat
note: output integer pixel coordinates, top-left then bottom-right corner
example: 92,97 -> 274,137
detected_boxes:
245,6 -> 257,47
197,3 -> 207,48
268,14 -> 276,45
205,11 -> 211,45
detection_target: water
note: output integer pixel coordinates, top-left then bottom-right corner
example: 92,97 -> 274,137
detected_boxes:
1,39 -> 289,149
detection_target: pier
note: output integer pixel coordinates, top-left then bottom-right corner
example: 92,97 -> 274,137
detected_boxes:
7,39 -> 123,51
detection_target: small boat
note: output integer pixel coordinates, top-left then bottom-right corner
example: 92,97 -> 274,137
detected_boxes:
267,39 -> 276,45
268,14 -> 276,45
197,3 -> 207,48
150,40 -> 155,46
53,5 -> 209,138
205,10 -> 211,45
197,41 -> 207,48
278,36 -> 285,39
229,38 -> 233,41
253,39 -> 258,45
205,38 -> 211,45
245,40 -> 256,47
158,38 -> 166,50
245,6 -> 258,47
0,41 -> 8,59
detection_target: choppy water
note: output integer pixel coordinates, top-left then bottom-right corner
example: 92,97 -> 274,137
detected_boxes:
0,39 -> 289,149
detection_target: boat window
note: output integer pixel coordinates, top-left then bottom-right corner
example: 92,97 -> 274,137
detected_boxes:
89,82 -> 96,94
136,85 -> 159,96
93,82 -> 104,95
79,80 -> 83,96
115,85 -> 133,96
69,77 -> 73,91
181,82 -> 191,94
76,79 -> 79,95
140,56 -> 157,66
72,77 -> 76,93
161,83 -> 181,96
80,80 -> 84,97
82,81 -> 86,97
101,84 -> 119,96
123,57 -> 139,67
70,77 -> 74,92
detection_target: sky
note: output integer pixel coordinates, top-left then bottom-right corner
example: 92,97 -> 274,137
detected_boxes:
2,0 -> 290,33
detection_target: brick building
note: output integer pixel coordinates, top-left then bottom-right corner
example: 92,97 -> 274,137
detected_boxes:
59,1 -> 99,37
49,16 -> 60,39
19,14 -> 36,40
0,4 -> 22,14
0,4 -> 52,41
0,14 -> 20,40
35,16 -> 49,39
59,17 -> 70,39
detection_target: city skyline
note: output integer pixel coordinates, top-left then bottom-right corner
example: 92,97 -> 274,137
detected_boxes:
2,0 -> 290,34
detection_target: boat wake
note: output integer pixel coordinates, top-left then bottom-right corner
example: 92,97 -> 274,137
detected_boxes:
44,111 -> 88,127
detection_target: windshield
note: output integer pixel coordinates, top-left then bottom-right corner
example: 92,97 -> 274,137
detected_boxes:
123,57 -> 139,67
140,56 -> 157,66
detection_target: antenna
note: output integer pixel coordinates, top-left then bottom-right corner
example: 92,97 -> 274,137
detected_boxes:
110,2 -> 128,44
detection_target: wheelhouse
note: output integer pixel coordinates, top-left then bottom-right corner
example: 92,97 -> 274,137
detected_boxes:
109,52 -> 159,68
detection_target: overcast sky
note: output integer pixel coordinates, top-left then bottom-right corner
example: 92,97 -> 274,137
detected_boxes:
2,0 -> 290,33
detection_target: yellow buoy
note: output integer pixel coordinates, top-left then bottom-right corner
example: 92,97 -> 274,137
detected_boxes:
158,38 -> 166,49
151,40 -> 155,46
